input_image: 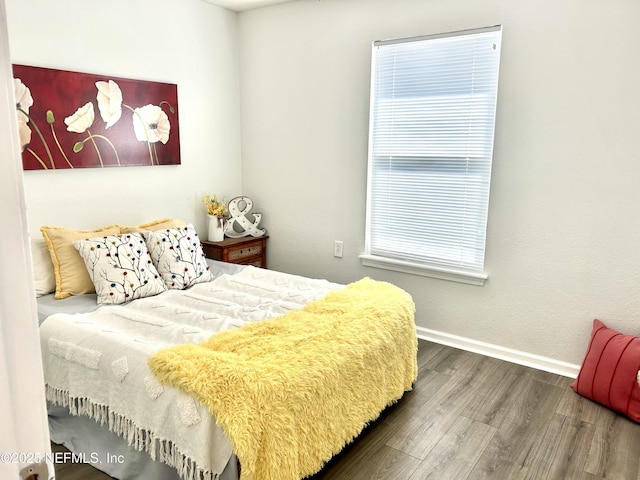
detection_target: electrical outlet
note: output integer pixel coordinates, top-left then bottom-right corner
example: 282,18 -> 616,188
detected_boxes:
333,240 -> 344,258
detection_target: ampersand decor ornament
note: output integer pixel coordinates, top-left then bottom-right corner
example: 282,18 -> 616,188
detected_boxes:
224,196 -> 266,238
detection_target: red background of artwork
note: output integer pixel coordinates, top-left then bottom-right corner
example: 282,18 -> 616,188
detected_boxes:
13,64 -> 181,170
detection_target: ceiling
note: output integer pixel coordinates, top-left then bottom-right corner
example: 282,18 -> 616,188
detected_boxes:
204,0 -> 297,11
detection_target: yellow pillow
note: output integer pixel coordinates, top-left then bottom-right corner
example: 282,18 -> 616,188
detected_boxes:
41,224 -> 122,299
120,218 -> 186,234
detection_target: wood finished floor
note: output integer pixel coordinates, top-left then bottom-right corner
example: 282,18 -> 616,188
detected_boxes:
53,339 -> 640,480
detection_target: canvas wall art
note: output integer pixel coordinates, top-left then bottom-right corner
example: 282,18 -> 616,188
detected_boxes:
13,64 -> 181,170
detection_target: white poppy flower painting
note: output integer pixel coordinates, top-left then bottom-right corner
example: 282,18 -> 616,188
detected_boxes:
12,64 -> 180,170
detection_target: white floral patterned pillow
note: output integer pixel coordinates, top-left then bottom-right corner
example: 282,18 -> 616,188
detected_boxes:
73,233 -> 167,304
145,224 -> 214,289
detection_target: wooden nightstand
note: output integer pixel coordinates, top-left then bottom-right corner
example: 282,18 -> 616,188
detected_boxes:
201,236 -> 269,268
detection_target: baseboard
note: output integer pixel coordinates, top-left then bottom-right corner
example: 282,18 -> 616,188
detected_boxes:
416,326 -> 580,379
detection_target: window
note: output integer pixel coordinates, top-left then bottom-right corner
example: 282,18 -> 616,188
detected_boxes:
361,26 -> 502,285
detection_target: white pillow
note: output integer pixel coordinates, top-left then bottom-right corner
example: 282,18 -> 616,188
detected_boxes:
31,238 -> 56,297
73,233 -> 166,304
145,224 -> 214,289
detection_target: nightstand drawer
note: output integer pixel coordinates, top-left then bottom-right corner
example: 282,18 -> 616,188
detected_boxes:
201,236 -> 269,268
228,243 -> 263,262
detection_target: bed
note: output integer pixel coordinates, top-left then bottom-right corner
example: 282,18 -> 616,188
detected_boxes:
34,220 -> 418,480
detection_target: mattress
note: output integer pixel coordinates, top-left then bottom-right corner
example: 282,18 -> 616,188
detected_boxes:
38,259 -> 416,480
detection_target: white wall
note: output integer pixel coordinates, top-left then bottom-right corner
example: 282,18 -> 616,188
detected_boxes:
239,0 -> 640,368
8,0 -> 640,371
6,0 -> 243,236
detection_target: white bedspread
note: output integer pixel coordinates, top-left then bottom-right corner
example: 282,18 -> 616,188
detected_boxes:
40,266 -> 341,480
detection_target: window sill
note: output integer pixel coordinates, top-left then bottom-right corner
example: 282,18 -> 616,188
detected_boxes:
359,254 -> 487,286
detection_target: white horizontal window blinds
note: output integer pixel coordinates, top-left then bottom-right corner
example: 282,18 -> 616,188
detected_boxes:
365,26 -> 502,277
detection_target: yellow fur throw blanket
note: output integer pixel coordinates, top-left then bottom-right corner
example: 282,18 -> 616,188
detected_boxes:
148,277 -> 417,480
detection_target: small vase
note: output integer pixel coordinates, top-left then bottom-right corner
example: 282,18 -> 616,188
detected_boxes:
207,215 -> 225,242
